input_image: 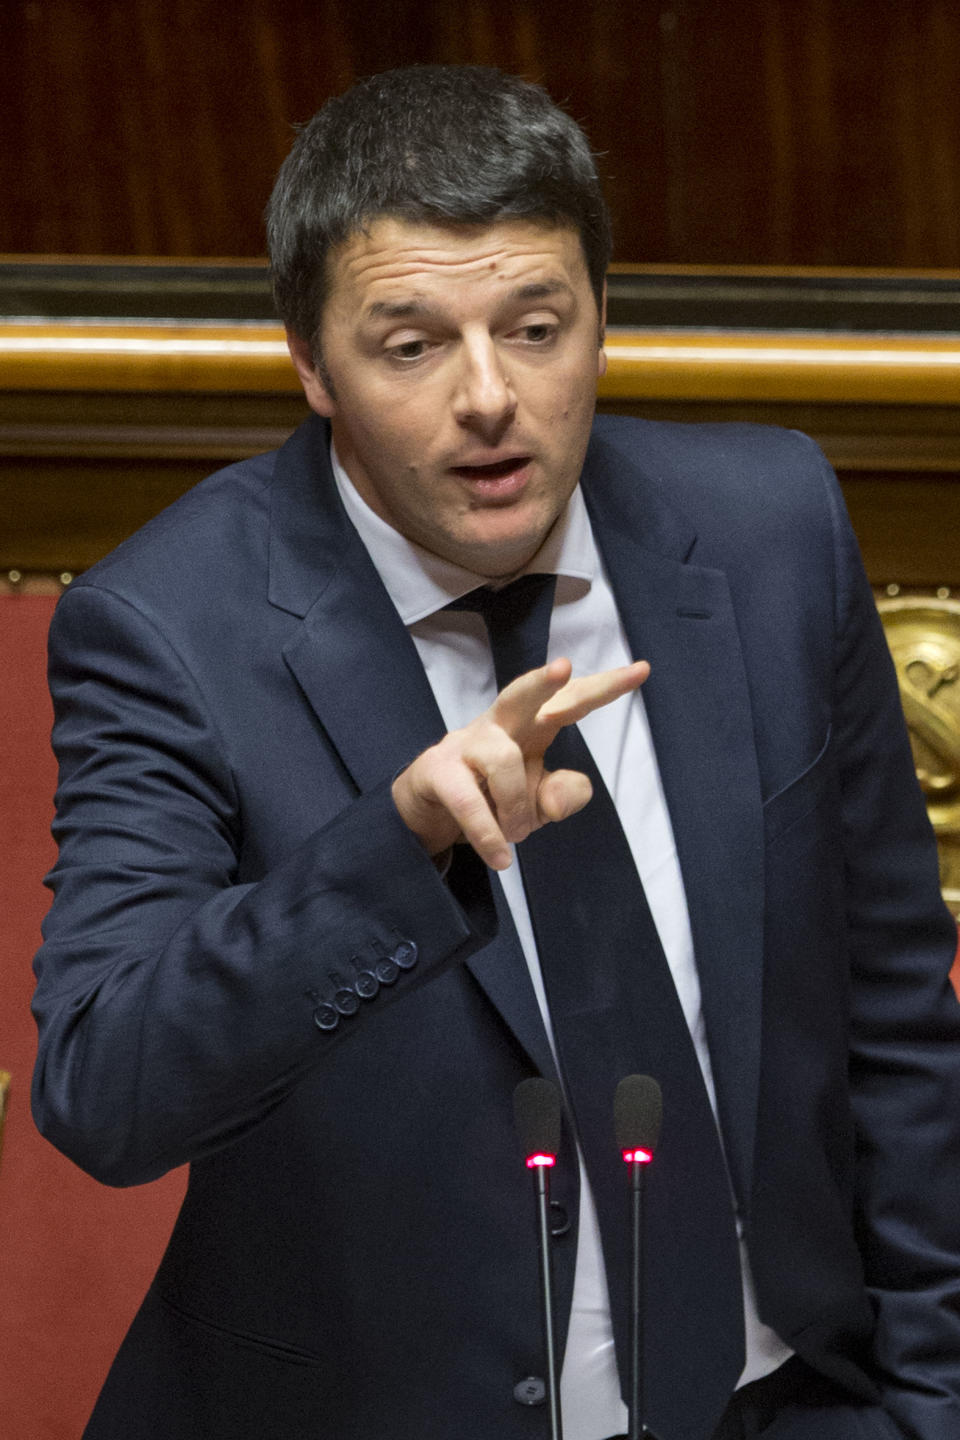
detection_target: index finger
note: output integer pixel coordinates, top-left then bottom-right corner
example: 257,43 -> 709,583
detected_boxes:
536,660 -> 649,727
489,657 -> 574,733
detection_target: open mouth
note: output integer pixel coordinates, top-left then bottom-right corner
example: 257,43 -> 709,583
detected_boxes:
451,456 -> 530,480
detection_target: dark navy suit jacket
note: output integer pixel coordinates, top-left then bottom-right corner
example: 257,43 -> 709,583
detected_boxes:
32,414 -> 960,1439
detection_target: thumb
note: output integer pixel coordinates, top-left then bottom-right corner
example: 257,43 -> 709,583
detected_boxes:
535,768 -> 593,825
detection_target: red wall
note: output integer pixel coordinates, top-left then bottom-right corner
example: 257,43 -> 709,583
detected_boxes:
0,595 -> 185,1439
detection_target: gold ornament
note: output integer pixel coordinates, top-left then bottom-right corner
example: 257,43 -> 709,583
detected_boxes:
877,594 -> 960,919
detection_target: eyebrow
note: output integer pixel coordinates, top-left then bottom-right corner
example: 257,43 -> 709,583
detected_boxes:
365,298 -> 437,322
511,280 -> 575,302
363,279 -> 575,325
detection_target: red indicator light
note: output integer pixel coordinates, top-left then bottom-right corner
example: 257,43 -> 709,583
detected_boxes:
621,1148 -> 653,1165
526,1152 -> 557,1168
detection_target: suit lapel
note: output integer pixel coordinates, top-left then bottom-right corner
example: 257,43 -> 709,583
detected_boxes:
268,418 -> 560,1083
582,431 -> 765,1214
269,417 -> 445,784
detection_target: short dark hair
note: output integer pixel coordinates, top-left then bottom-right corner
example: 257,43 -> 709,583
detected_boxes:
266,65 -> 611,344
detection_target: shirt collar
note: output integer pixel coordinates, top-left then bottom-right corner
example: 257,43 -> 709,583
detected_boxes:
330,442 -> 597,626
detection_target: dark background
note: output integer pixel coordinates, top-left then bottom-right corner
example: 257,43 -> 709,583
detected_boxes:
3,0 -> 959,268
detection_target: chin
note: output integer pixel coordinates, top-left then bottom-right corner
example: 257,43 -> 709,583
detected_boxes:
464,540 -> 545,578
458,513 -> 558,574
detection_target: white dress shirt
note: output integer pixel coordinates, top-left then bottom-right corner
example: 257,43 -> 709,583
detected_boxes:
331,447 -> 791,1439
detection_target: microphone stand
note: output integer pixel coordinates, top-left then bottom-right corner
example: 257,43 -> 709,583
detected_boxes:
614,1075 -> 663,1440
514,1077 -> 564,1440
530,1156 -> 564,1440
626,1151 -> 649,1440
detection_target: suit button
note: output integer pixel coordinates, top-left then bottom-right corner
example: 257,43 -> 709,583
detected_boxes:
549,1202 -> 570,1237
334,988 -> 360,1016
313,1004 -> 339,1031
355,969 -> 380,1000
376,958 -> 399,985
391,939 -> 418,970
513,1376 -> 546,1406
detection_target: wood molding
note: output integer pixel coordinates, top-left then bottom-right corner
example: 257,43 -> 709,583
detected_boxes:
0,322 -> 295,393
602,331 -> 960,407
4,320 -> 960,407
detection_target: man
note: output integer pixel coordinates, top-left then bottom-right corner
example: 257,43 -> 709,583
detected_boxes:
32,66 -> 960,1440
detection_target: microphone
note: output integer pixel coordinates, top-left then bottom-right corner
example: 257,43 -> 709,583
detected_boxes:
614,1075 -> 663,1440
514,1077 -> 564,1440
614,1073 -> 662,1163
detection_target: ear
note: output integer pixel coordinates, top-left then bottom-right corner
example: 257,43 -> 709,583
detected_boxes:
286,331 -> 336,417
597,281 -> 608,379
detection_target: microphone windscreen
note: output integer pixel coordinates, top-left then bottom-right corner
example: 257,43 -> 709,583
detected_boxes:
614,1074 -> 663,1153
513,1077 -> 562,1159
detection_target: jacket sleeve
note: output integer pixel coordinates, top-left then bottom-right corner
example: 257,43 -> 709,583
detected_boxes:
31,581 -> 495,1188
820,443 -> 960,1439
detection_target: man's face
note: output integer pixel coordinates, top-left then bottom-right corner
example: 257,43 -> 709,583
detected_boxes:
287,218 -> 606,577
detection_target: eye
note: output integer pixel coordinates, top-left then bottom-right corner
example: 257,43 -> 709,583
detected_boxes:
386,338 -> 431,363
514,321 -> 557,346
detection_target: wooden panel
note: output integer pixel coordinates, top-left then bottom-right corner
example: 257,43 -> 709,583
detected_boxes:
1,457 -> 218,574
3,1 -> 960,267
0,386 -> 309,573
0,0 -> 668,258
647,0 -> 960,266
844,477 -> 960,588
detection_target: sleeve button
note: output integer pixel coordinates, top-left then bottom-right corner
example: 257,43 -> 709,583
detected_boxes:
376,958 -> 399,986
354,970 -> 380,1000
313,1004 -> 339,1032
334,988 -> 360,1017
391,939 -> 418,970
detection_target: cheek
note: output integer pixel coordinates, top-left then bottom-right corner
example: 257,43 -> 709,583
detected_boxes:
347,402 -> 419,466
547,373 -> 593,428
371,393 -> 435,455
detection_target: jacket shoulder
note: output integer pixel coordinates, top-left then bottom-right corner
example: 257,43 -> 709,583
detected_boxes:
76,448 -> 278,603
588,414 -> 841,562
591,413 -> 833,506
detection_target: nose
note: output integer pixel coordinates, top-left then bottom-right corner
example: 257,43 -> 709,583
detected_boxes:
453,333 -> 517,437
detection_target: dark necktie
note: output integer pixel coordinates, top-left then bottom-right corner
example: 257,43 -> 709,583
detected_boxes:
451,574 -> 744,1440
